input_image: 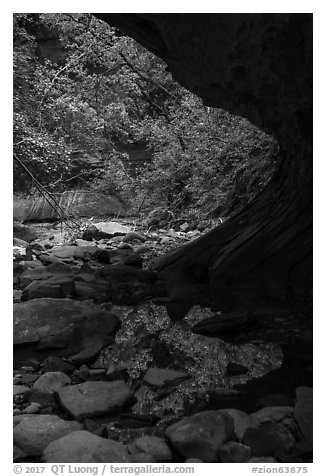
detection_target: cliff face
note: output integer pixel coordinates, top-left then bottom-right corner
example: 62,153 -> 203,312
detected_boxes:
95,14 -> 312,316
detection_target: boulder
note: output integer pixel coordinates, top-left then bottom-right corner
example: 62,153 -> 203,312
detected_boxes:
243,422 -> 296,457
22,277 -> 75,300
219,441 -> 251,463
220,409 -> 260,441
13,445 -> 28,462
20,262 -> 75,288
42,356 -> 76,375
123,231 -> 147,243
165,410 -> 234,462
250,406 -> 294,424
56,380 -> 132,419
257,394 -> 294,408
13,385 -> 30,396
23,389 -> 57,410
248,457 -> 277,463
13,222 -> 38,243
32,372 -> 71,394
13,414 -> 82,456
129,453 -> 157,463
13,298 -> 120,366
128,436 -> 173,461
145,208 -> 173,227
94,221 -> 131,236
13,237 -> 30,248
22,402 -> 41,414
42,430 -> 130,463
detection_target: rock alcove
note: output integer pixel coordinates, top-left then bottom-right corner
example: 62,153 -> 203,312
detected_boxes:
95,13 -> 312,316
95,13 -> 312,381
13,13 -> 313,463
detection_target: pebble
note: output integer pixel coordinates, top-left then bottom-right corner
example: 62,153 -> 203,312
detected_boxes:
78,364 -> 91,381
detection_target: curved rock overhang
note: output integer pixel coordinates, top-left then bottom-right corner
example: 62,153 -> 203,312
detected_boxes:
94,13 -> 313,313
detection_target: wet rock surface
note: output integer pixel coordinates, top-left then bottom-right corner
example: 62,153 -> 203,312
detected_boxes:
12,219 -> 313,463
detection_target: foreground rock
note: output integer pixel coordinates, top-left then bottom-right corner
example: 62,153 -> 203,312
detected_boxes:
56,381 -> 132,419
219,441 -> 251,462
250,406 -> 294,424
14,298 -> 120,366
243,422 -> 296,457
128,436 -> 173,462
220,409 -> 259,441
42,430 -> 130,463
32,372 -> 71,394
165,410 -> 234,462
13,415 -> 82,456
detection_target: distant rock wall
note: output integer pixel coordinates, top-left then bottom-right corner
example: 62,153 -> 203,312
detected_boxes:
13,190 -> 128,222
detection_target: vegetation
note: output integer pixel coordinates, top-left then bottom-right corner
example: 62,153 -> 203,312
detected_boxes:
13,13 -> 278,223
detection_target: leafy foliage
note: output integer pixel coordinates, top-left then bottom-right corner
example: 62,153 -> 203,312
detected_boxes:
13,13 -> 277,221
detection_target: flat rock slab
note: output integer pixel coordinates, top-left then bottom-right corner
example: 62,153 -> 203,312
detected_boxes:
13,298 -> 120,366
22,277 -> 75,300
42,430 -> 130,463
40,245 -> 100,263
20,262 -> 74,288
56,380 -> 132,419
165,410 -> 234,462
13,414 -> 82,456
94,221 -> 131,236
143,368 -> 190,388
